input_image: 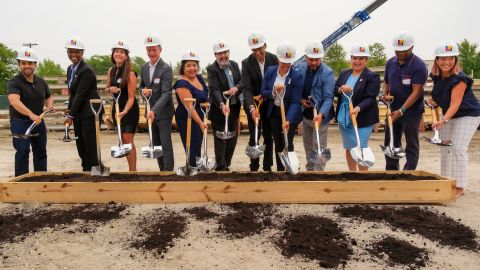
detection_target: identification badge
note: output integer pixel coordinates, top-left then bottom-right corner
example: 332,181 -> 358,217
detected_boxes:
154,78 -> 160,84
401,76 -> 411,85
117,78 -> 122,84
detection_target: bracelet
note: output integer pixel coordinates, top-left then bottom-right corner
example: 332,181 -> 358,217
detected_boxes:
398,109 -> 404,116
400,106 -> 406,114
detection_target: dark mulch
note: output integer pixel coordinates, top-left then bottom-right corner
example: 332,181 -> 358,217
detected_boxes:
334,205 -> 479,251
0,203 -> 127,245
217,203 -> 276,238
369,236 -> 429,269
275,215 -> 353,268
17,172 -> 438,182
130,210 -> 187,257
183,206 -> 219,221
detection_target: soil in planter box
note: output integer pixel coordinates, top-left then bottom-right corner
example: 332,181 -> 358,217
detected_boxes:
276,215 -> 353,268
183,206 -> 219,221
217,203 -> 276,239
334,205 -> 479,251
130,209 -> 187,257
369,236 -> 429,269
0,203 -> 127,246
17,172 -> 438,182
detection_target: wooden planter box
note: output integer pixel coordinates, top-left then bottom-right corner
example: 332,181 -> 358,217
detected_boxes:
0,171 -> 455,204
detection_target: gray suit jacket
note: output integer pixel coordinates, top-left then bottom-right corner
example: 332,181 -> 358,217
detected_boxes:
140,59 -> 174,120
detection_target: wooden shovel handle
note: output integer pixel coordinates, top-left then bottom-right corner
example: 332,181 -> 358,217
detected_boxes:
431,106 -> 439,123
200,102 -> 210,108
313,106 -> 319,129
348,102 -> 358,127
184,98 -> 197,103
280,100 -> 287,131
90,99 -> 103,104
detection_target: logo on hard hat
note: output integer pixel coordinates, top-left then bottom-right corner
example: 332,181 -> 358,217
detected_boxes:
285,51 -> 292,58
397,40 -> 404,46
118,41 -> 124,46
252,37 -> 258,44
313,48 -> 319,53
25,51 -> 31,57
359,47 -> 365,52
445,45 -> 453,52
71,40 -> 77,45
189,52 -> 196,57
147,37 -> 153,43
219,43 -> 224,48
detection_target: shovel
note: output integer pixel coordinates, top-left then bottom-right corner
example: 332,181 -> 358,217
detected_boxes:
89,99 -> 110,176
110,92 -> 132,158
423,102 -> 453,146
141,91 -> 163,158
196,102 -> 216,172
307,96 -> 331,165
215,91 -> 236,140
342,90 -> 375,168
176,98 -> 199,176
277,89 -> 300,175
245,97 -> 266,159
379,96 -> 406,159
58,112 -> 78,142
13,108 -> 54,139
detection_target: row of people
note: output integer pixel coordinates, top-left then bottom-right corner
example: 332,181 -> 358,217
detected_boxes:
7,32 -> 480,198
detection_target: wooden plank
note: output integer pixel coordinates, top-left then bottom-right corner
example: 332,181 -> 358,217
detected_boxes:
0,171 -> 456,204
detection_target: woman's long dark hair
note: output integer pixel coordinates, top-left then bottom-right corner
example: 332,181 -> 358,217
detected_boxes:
111,48 -> 132,89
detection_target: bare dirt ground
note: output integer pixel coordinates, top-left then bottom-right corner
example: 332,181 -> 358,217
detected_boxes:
0,126 -> 479,270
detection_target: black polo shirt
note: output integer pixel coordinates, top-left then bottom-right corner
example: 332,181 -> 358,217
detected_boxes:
7,74 -> 51,119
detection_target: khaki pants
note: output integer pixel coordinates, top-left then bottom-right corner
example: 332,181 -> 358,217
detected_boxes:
302,117 -> 329,171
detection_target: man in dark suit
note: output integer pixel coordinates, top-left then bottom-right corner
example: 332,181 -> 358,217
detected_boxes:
240,32 -> 278,171
64,37 -> 100,171
207,40 -> 242,171
141,34 -> 175,171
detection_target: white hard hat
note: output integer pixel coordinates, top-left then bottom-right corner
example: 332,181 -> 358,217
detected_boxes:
181,50 -> 200,62
305,41 -> 324,58
434,42 -> 460,57
392,32 -> 414,51
350,44 -> 370,57
112,40 -> 130,52
276,42 -> 296,64
65,37 -> 85,50
248,32 -> 266,49
16,47 -> 38,62
213,40 -> 229,53
144,33 -> 162,47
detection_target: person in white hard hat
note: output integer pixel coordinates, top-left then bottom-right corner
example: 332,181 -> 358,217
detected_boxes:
105,40 -> 139,171
261,42 -> 303,172
7,47 -> 54,176
426,42 -> 480,198
295,41 -> 335,171
206,40 -> 242,171
173,50 -> 209,167
335,45 -> 380,171
239,32 -> 278,171
63,37 -> 101,172
382,32 -> 428,171
140,34 -> 175,171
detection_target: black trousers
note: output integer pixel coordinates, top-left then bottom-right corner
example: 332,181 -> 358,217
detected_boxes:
152,118 -> 174,171
211,104 -> 240,170
268,106 -> 296,172
73,116 -> 98,171
244,106 -> 274,171
384,113 -> 422,170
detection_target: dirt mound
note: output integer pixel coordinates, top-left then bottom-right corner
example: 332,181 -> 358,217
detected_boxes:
335,205 -> 479,251
183,206 -> 219,221
369,236 -> 429,269
275,215 -> 353,268
0,203 -> 127,245
217,203 -> 276,238
130,210 -> 187,257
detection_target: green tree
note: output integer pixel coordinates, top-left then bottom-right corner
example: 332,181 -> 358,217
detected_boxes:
458,39 -> 480,78
131,56 -> 146,74
367,42 -> 387,68
85,55 -> 111,75
324,43 -> 349,76
0,43 -> 18,95
36,59 -> 65,77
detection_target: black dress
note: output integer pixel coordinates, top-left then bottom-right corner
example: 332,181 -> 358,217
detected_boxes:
110,66 -> 139,133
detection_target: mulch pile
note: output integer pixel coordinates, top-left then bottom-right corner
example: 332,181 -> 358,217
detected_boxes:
217,203 -> 276,238
369,236 -> 429,269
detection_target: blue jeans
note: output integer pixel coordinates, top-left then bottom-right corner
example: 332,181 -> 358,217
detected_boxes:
10,118 -> 47,176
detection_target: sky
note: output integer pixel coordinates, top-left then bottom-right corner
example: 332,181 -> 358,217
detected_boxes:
1,0 -> 479,69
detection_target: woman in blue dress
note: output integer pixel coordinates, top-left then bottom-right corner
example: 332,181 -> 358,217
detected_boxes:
335,45 -> 380,171
173,51 -> 209,167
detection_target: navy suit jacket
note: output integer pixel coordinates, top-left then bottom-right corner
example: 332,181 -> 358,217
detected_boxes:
261,66 -> 303,125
